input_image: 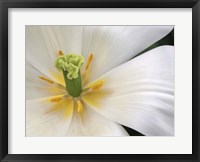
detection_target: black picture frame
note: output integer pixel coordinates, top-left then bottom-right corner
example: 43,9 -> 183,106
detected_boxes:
0,0 -> 199,161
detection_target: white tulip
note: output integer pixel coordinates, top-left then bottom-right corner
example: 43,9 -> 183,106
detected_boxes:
26,26 -> 174,136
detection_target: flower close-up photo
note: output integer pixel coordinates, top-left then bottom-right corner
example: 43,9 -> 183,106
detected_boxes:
26,25 -> 174,137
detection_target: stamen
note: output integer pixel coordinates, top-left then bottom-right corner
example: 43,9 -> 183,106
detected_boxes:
82,80 -> 104,95
58,50 -> 64,56
50,96 -> 63,103
46,97 -> 74,118
38,76 -> 54,84
91,80 -> 104,90
85,53 -> 93,70
76,100 -> 83,113
82,53 -> 94,85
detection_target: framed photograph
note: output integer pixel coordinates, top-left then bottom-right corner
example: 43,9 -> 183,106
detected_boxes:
0,0 -> 199,161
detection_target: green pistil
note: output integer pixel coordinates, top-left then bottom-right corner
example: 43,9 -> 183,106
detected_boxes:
55,53 -> 84,97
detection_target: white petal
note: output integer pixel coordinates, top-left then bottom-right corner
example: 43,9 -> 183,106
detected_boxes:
26,97 -> 74,136
82,46 -> 174,136
26,26 -> 83,80
82,26 -> 173,82
50,26 -> 83,54
67,105 -> 129,136
26,62 -> 66,99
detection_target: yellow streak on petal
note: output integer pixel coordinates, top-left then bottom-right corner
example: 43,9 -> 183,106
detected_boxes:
46,96 -> 74,118
50,96 -> 63,103
85,53 -> 93,70
38,76 -> 54,84
81,90 -> 111,108
92,80 -> 104,90
63,99 -> 74,118
50,72 -> 65,86
43,86 -> 65,95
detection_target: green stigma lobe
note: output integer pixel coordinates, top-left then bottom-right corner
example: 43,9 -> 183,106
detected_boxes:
55,54 -> 84,80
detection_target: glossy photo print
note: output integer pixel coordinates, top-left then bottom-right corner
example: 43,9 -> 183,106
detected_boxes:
25,26 -> 174,137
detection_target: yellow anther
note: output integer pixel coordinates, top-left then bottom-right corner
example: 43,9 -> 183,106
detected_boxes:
50,96 -> 63,103
82,80 -> 105,95
38,76 -> 54,84
91,80 -> 104,90
82,53 -> 94,85
85,53 -> 93,70
46,97 -> 74,118
76,100 -> 83,113
58,50 -> 64,56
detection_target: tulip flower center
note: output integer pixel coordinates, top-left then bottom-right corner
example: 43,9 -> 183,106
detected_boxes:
55,53 -> 84,97
38,51 -> 105,114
